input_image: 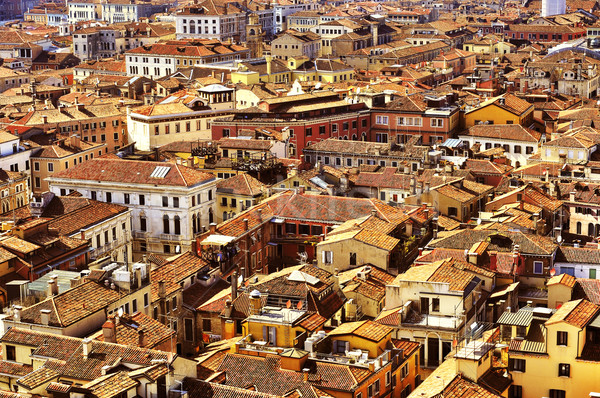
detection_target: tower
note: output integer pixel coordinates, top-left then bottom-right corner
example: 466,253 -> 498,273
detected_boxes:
246,13 -> 265,59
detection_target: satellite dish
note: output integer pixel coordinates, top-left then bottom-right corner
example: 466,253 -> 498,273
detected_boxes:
476,218 -> 482,225
175,245 -> 181,254
117,307 -> 124,317
550,268 -> 556,277
557,235 -> 563,243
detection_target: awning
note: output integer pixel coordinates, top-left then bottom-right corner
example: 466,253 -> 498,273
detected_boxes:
200,234 -> 236,246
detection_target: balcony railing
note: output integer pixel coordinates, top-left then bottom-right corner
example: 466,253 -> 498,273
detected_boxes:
160,233 -> 182,241
132,231 -> 149,239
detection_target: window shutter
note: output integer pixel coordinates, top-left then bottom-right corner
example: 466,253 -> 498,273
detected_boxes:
322,250 -> 326,264
262,326 -> 268,342
508,358 -> 514,371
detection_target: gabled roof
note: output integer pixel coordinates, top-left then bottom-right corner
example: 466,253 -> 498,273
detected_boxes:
546,299 -> 599,328
1,328 -> 173,381
16,280 -> 122,327
463,124 -> 541,142
466,93 -> 533,116
429,229 -> 557,256
327,320 -> 392,342
217,173 -> 265,197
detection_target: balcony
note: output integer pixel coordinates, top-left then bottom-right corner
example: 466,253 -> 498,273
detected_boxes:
132,231 -> 149,239
160,233 -> 182,241
90,239 -> 125,259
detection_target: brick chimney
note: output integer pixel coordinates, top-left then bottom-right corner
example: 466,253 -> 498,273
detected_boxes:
102,319 -> 117,343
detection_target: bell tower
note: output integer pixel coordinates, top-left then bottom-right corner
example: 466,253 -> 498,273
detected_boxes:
246,13 -> 265,58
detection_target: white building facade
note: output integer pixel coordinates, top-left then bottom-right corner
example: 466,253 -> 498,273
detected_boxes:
46,159 -> 217,260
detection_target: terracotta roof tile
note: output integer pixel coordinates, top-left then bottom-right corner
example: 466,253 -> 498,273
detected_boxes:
50,158 -> 215,187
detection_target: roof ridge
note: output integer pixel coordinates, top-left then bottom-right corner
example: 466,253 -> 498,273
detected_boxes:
50,296 -> 62,326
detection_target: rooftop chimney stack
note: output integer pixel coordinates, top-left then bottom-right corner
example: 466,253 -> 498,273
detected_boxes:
102,319 -> 117,343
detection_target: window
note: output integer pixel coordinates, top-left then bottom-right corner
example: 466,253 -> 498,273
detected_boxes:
285,223 -> 296,234
140,216 -> 147,231
306,127 -> 312,136
132,299 -> 137,313
5,345 -> 15,361
401,362 -> 409,379
385,371 -> 391,386
174,216 -> 181,235
173,197 -> 179,208
172,296 -> 177,310
289,222 -> 306,235
162,196 -> 169,207
34,162 -> 39,171
139,195 -> 145,205
376,115 -> 388,125
549,390 -> 565,398
322,250 -> 333,264
350,252 -> 356,266
144,293 -> 149,307
163,215 -> 170,234
48,163 -> 54,172
431,118 -> 444,127
164,244 -> 171,254
558,363 -> 570,377
432,298 -> 440,312
185,318 -> 194,341
124,193 -> 130,204
533,261 -> 543,274
106,192 -> 112,203
509,358 -> 526,372
509,385 -> 523,398
448,207 -> 458,217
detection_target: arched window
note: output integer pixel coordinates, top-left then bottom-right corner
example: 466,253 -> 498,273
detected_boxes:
192,214 -> 197,234
223,211 -> 228,221
197,212 -> 202,232
590,223 -> 595,236
174,216 -> 181,235
189,20 -> 196,34
163,215 -> 170,234
352,134 -> 357,141
577,222 -> 582,235
209,208 -> 214,224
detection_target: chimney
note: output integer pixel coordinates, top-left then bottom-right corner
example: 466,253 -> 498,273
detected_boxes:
40,309 -> 51,326
231,270 -> 238,300
138,330 -> 146,347
158,280 -> 166,299
265,55 -> 272,76
243,218 -> 249,232
70,134 -> 81,150
13,305 -> 22,322
303,368 -> 310,382
569,191 -> 575,202
42,115 -> 48,124
48,277 -> 58,296
209,222 -> 217,234
102,319 -> 117,343
82,337 -> 93,358
371,209 -> 377,217
249,290 -> 262,315
75,100 -> 83,112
